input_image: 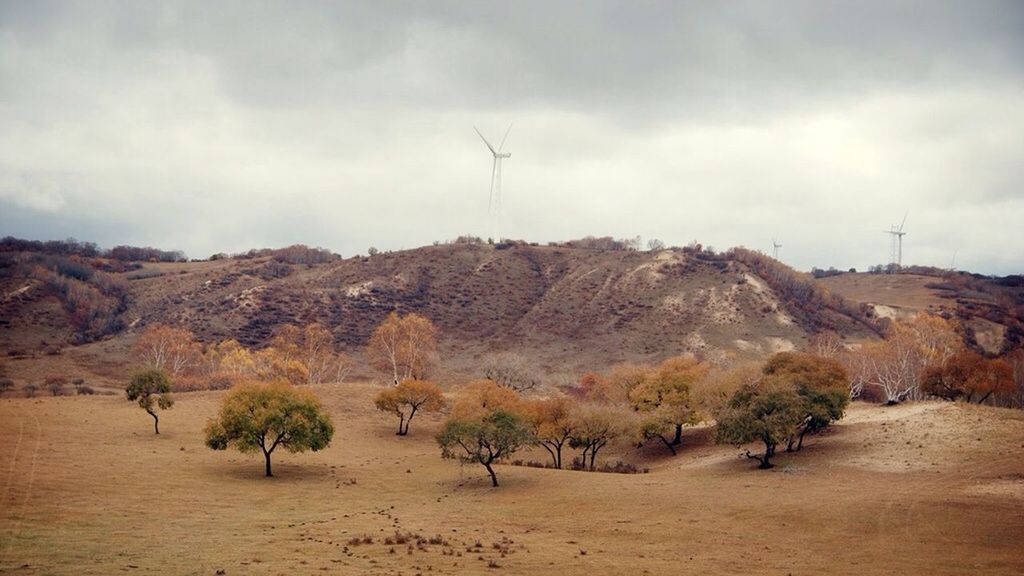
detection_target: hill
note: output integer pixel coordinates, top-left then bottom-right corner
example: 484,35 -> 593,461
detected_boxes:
2,242 -> 880,387
2,240 -> 1020,389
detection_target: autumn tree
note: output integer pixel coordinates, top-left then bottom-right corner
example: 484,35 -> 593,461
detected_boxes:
374,379 -> 446,435
126,369 -> 175,434
921,351 -> 1014,404
270,323 -> 352,385
762,352 -> 849,451
857,313 -> 963,404
569,403 -> 633,471
437,410 -> 532,487
585,362 -> 649,403
524,397 -> 577,469
367,312 -> 439,385
133,324 -> 201,376
204,380 -> 334,477
450,379 -> 523,420
629,356 -> 709,454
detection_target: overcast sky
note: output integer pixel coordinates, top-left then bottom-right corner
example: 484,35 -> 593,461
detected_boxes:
1,1 -> 1022,274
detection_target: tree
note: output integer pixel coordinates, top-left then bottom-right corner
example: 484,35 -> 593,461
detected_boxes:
0,378 -> 13,395
482,352 -> 541,393
437,409 -> 532,487
628,356 -> 708,452
451,379 -> 523,420
715,379 -> 805,469
133,324 -> 201,376
922,351 -> 1014,404
374,379 -> 446,435
23,383 -> 38,397
647,238 -> 665,251
126,369 -> 174,434
367,312 -> 439,385
585,363 -> 649,403
524,397 -> 577,469
252,347 -> 308,385
858,313 -> 963,404
762,352 -> 849,451
46,376 -> 66,396
301,323 -> 351,385
569,403 -> 633,471
204,381 -> 334,477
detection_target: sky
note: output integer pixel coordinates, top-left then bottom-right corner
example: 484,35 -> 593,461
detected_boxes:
1,1 -> 1022,274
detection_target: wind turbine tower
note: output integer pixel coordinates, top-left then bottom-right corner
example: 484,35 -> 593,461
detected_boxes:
772,238 -> 782,260
884,212 -> 908,268
474,124 -> 512,242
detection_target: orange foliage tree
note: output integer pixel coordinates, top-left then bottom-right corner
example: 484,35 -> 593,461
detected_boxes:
133,324 -> 201,376
629,356 -> 709,454
852,313 -> 963,404
921,351 -> 1014,404
367,312 -> 439,385
523,397 -> 577,469
374,379 -> 446,435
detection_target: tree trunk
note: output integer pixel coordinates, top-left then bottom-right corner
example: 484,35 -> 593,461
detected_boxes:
483,461 -> 498,487
264,450 -> 273,477
672,423 -> 683,446
761,440 -> 775,468
977,391 -> 993,405
659,435 -> 677,456
797,428 -> 809,451
397,414 -> 407,435
540,443 -> 557,468
555,444 -> 562,470
147,408 -> 160,435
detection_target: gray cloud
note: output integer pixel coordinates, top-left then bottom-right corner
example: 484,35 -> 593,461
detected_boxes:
1,1 -> 1022,273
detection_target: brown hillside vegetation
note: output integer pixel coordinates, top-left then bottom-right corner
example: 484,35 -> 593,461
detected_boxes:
2,243 -> 881,387
1,384 -> 1022,575
3,243 -> 1021,392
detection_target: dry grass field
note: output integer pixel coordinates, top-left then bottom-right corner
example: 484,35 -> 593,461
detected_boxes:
2,383 -> 1023,575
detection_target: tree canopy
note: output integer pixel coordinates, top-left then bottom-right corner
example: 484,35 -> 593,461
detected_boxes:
204,381 -> 334,477
125,369 -> 174,434
367,312 -> 439,385
374,378 -> 446,435
437,409 -> 532,487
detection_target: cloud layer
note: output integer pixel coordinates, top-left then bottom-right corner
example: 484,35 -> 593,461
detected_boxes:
2,1 -> 1022,273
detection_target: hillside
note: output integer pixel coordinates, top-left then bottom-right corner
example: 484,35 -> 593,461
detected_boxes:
2,243 -> 884,386
1,385 -> 1022,575
3,242 -> 1020,389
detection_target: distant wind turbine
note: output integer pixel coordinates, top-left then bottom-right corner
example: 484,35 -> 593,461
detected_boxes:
884,211 -> 908,268
474,124 -> 512,242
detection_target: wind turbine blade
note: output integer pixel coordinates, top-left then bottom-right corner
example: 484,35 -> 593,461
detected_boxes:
498,123 -> 513,153
898,211 -> 908,232
489,157 -> 498,214
474,125 -> 497,156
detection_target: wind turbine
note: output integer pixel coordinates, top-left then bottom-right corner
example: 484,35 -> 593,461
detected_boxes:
884,211 -> 908,268
772,238 -> 782,260
474,124 -> 512,242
